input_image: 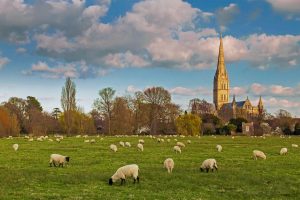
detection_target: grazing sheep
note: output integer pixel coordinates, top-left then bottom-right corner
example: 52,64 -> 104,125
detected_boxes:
83,135 -> 88,138
216,144 -> 222,152
138,139 -> 144,144
200,158 -> 218,173
176,142 -> 185,148
110,144 -> 118,152
160,138 -> 164,142
119,141 -> 125,147
84,140 -> 90,143
187,140 -> 191,144
253,150 -> 266,160
173,146 -> 181,154
292,144 -> 298,148
28,138 -> 34,142
157,138 -> 161,143
137,143 -> 144,152
56,138 -> 61,143
37,137 -> 43,141
12,144 -> 19,151
49,154 -> 70,167
90,139 -> 96,144
76,135 -> 81,138
109,164 -> 139,185
167,139 -> 171,143
280,148 -> 288,155
48,139 -> 53,142
125,142 -> 131,147
164,158 -> 174,173
24,136 -> 29,139
174,139 -> 177,142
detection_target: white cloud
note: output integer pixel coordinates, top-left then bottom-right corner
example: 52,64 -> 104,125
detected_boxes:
232,86 -> 247,96
104,51 -> 149,68
0,56 -> 9,69
126,85 -> 141,93
169,86 -> 211,96
266,0 -> 300,13
16,47 -> 27,54
250,83 -> 300,96
216,3 -> 240,29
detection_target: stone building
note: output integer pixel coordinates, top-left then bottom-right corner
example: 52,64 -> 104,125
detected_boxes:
213,35 -> 264,121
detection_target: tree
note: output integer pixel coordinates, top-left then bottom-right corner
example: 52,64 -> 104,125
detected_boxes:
189,98 -> 215,116
26,96 -> 42,112
51,108 -> 62,120
61,77 -> 76,135
111,97 -> 133,135
229,117 -> 248,132
175,113 -> 201,136
93,87 -> 115,135
0,106 -> 20,137
143,87 -> 171,134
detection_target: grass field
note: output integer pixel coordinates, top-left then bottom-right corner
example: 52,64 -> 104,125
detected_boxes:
1,135 -> 300,200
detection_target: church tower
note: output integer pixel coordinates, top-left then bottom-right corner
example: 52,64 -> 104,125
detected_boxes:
258,96 -> 264,115
213,34 -> 230,110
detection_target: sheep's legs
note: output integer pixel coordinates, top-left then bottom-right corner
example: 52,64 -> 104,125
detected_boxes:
206,168 -> 209,173
121,178 -> 125,185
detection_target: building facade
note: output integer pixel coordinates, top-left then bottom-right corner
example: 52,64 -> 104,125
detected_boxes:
213,35 -> 264,121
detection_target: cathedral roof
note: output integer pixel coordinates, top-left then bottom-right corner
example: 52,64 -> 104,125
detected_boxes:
235,101 -> 246,107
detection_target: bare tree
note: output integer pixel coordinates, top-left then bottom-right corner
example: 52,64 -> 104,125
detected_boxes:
61,77 -> 76,136
93,87 -> 115,135
143,87 -> 171,134
189,98 -> 215,116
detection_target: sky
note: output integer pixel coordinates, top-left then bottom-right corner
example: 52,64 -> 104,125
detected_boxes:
0,0 -> 300,116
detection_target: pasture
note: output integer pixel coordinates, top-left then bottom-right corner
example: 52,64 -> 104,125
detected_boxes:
1,135 -> 300,200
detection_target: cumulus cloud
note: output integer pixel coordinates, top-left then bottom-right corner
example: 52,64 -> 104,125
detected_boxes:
250,83 -> 300,96
266,0 -> 300,14
169,86 -> 211,96
104,51 -> 150,68
216,3 -> 240,31
126,85 -> 141,93
232,86 -> 247,96
16,47 -> 27,54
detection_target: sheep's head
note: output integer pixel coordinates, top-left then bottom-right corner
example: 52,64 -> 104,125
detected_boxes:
109,178 -> 113,185
65,157 -> 70,162
200,167 -> 204,172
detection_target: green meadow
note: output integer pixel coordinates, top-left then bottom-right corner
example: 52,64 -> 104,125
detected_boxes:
1,136 -> 300,200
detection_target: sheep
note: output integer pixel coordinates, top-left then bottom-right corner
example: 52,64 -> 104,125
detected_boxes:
167,139 -> 171,143
137,143 -> 144,152
24,136 -> 29,139
109,164 -> 139,185
28,138 -> 34,142
200,158 -> 218,173
76,135 -> 81,138
138,139 -> 144,144
56,138 -> 61,143
174,139 -> 177,142
90,139 -> 96,144
176,142 -> 185,148
164,158 -> 174,173
49,154 -> 70,167
173,145 -> 181,154
37,137 -> 43,141
110,144 -> 118,152
216,144 -> 222,152
48,139 -> 53,142
187,140 -> 191,144
280,148 -> 288,155
125,142 -> 131,147
83,135 -> 88,138
12,144 -> 19,151
292,144 -> 298,148
157,138 -> 161,143
119,141 -> 125,147
253,150 -> 266,160
84,140 -> 90,143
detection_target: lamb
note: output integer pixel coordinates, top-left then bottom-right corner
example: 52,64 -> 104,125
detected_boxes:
138,139 -> 144,144
109,164 -> 139,185
292,144 -> 298,148
253,150 -> 266,160
119,141 -> 125,147
164,158 -> 174,173
216,144 -> 222,152
110,144 -> 118,152
125,142 -> 131,147
12,144 -> 19,151
176,142 -> 185,148
49,154 -> 70,167
137,143 -> 144,152
173,145 -> 181,154
200,158 -> 218,172
280,148 -> 288,155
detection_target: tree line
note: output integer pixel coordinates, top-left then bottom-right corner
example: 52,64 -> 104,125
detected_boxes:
0,77 -> 299,137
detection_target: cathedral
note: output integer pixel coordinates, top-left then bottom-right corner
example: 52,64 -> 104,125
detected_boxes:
213,34 -> 264,121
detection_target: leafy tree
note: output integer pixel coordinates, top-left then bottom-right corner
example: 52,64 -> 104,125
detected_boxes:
61,77 -> 77,135
26,96 -> 42,112
175,113 -> 201,136
229,117 -> 247,132
51,108 -> 62,120
93,87 -> 115,135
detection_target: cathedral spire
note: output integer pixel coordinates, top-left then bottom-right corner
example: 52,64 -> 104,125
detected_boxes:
216,33 -> 227,75
258,96 -> 263,107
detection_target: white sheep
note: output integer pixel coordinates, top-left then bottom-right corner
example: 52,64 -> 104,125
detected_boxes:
137,143 -> 144,152
76,135 -> 81,138
49,154 -> 70,167
187,140 -> 191,144
174,139 -> 177,142
157,138 -> 161,143
109,164 -> 139,185
160,138 -> 164,142
173,145 -> 181,154
125,142 -> 131,147
138,139 -> 144,144
37,137 -> 43,141
12,144 -> 19,151
176,142 -> 185,148
292,144 -> 298,148
253,150 -> 266,160
164,158 -> 174,173
110,144 -> 118,152
56,138 -> 61,143
28,138 -> 34,142
48,139 -> 53,142
216,144 -> 222,152
90,139 -> 96,144
280,148 -> 288,155
84,140 -> 90,143
167,139 -> 171,143
119,141 -> 125,147
200,158 -> 218,172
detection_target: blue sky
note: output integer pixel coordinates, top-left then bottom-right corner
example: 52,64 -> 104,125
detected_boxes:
0,0 -> 300,116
